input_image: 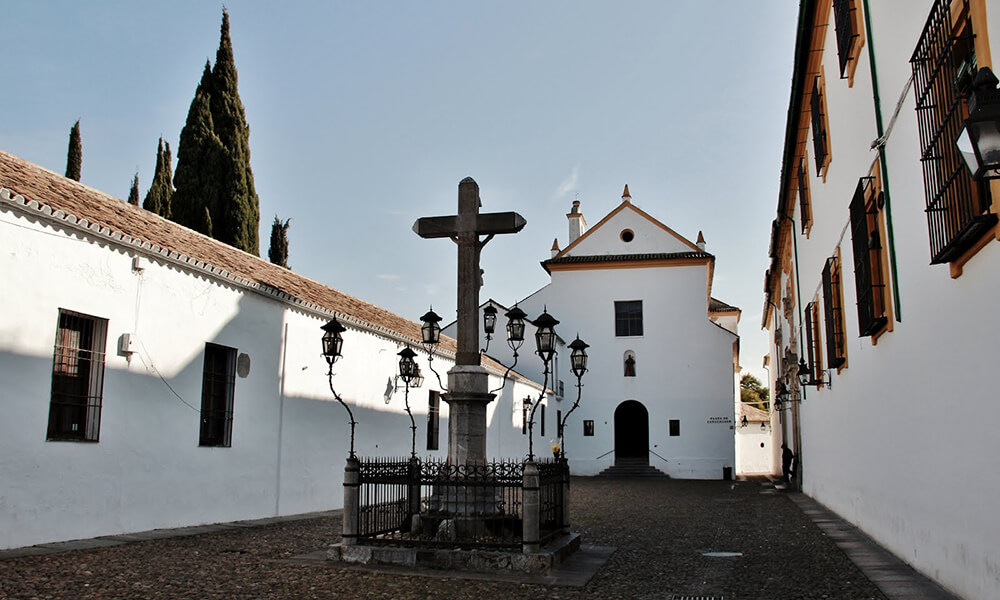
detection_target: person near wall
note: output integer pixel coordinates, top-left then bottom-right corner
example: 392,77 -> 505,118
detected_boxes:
781,443 -> 795,483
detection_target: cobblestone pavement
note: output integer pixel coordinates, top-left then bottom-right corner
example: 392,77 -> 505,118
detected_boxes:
0,478 -> 886,600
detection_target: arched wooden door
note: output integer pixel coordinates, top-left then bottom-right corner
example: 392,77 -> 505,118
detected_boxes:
614,400 -> 649,465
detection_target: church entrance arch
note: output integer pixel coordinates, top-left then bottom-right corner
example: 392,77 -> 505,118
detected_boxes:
614,400 -> 649,465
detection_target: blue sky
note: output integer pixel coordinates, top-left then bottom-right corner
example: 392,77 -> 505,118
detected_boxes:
2,1 -> 798,382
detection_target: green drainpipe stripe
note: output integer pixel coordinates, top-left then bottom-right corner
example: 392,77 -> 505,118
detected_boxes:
863,0 -> 902,322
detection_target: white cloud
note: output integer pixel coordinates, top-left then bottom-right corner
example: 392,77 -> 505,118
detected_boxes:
553,166 -> 580,199
377,273 -> 401,281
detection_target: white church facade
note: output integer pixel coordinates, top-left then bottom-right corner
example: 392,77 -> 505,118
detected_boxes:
452,187 -> 743,479
0,150 -> 546,550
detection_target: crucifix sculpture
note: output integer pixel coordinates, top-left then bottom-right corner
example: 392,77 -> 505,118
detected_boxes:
414,178 -> 525,466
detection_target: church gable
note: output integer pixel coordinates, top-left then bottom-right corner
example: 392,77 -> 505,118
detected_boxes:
556,196 -> 701,260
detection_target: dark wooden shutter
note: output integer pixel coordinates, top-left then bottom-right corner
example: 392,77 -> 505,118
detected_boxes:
811,76 -> 827,174
805,302 -> 817,379
822,257 -> 846,369
850,180 -> 879,337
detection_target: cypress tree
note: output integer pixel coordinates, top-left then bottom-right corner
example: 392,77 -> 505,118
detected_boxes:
172,62 -> 224,235
144,138 -> 174,217
172,9 -> 259,253
65,120 -> 82,181
128,173 -> 140,205
268,215 -> 290,268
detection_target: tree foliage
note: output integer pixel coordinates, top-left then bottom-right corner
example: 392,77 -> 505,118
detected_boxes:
171,9 -> 259,254
127,173 -> 140,205
740,373 -> 770,411
143,138 -> 174,217
65,120 -> 82,181
268,215 -> 290,268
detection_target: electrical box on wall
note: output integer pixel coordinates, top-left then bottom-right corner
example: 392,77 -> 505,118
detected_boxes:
119,333 -> 137,356
132,256 -> 146,272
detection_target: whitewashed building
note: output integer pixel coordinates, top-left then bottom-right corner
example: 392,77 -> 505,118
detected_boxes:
762,2 -> 1000,598
459,187 -> 741,479
0,150 -> 546,550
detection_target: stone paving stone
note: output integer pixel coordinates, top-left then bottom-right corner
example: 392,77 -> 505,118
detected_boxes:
0,478 -> 923,599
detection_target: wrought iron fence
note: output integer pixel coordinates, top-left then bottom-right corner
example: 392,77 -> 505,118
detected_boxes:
354,457 -> 566,551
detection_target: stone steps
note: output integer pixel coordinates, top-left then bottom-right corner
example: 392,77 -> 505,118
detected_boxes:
597,460 -> 669,479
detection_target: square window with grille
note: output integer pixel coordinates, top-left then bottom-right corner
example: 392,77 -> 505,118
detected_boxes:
811,71 -> 832,178
822,254 -> 848,369
849,176 -> 890,338
910,0 -> 996,265
47,310 -> 108,442
614,300 -> 643,337
200,343 -> 236,447
804,301 -> 824,386
426,391 -> 440,451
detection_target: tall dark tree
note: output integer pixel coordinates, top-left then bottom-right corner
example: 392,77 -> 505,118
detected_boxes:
128,173 -> 140,205
144,138 -> 174,217
65,120 -> 82,181
268,215 -> 290,268
172,9 -> 259,253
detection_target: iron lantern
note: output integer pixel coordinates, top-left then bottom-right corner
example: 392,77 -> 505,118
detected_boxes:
568,336 -> 589,378
505,305 -> 527,346
797,358 -> 812,388
533,309 -> 560,364
398,346 -> 419,383
957,67 -> 1000,180
320,317 -> 347,366
483,305 -> 498,336
420,308 -> 442,345
412,365 -> 425,389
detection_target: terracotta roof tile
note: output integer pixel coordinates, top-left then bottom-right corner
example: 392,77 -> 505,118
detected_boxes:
0,150 -> 460,356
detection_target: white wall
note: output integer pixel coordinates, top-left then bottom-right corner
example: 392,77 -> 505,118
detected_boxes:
0,205 -> 547,550
769,3 -> 1000,598
736,427 -> 774,475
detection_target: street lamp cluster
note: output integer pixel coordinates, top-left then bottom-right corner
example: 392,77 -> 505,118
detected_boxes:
321,304 -> 589,463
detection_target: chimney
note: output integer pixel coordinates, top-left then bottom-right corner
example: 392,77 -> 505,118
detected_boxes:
551,238 -> 561,258
567,200 -> 587,244
697,230 -> 706,252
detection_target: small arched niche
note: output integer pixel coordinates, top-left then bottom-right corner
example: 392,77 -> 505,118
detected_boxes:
623,350 -> 636,377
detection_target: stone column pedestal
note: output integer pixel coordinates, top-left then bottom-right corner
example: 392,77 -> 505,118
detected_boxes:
342,456 -> 360,546
443,365 -> 495,467
522,461 -> 540,554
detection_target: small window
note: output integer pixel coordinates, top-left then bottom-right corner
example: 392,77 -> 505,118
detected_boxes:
804,300 -> 824,386
583,420 -> 595,437
614,301 -> 643,337
811,70 -> 832,179
620,229 -> 635,243
849,172 -> 891,338
557,409 -> 563,438
200,343 -> 236,447
426,391 -> 440,451
822,253 -> 848,369
48,310 -> 108,442
624,351 -> 636,377
798,153 -> 813,235
540,403 -> 546,437
669,419 -> 680,437
833,0 -> 865,85
522,400 -> 529,435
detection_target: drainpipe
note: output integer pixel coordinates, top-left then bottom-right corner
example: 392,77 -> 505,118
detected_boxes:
863,0 -> 902,322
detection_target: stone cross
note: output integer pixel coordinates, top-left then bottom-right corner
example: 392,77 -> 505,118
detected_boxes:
413,177 -> 525,466
413,177 -> 526,365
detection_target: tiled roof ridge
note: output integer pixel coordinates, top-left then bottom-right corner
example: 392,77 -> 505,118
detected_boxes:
709,296 -> 741,313
0,150 -> 470,363
545,251 -> 713,264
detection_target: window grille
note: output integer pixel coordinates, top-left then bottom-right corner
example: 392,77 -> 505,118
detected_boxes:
811,76 -> 829,175
48,310 -> 108,441
583,420 -> 594,437
614,301 -> 643,337
833,0 -> 859,79
910,0 -> 996,264
200,343 -> 236,447
822,256 -> 847,369
805,301 -> 823,383
669,419 -> 680,437
426,391 -> 440,451
849,179 -> 888,337
798,156 -> 812,233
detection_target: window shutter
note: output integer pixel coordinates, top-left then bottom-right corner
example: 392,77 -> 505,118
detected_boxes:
811,76 -> 827,174
822,257 -> 846,369
850,180 -> 878,336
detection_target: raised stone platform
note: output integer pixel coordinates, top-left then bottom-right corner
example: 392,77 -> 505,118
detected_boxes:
327,532 -> 581,575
